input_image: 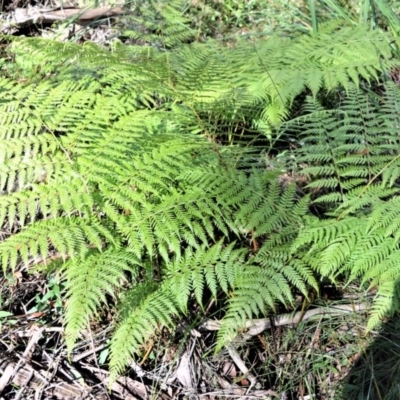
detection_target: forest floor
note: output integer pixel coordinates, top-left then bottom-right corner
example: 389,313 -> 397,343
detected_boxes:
0,264 -> 380,399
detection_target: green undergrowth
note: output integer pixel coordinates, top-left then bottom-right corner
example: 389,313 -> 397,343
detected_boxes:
1,4 -> 400,394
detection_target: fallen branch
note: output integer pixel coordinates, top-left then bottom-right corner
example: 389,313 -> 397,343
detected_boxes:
201,303 -> 368,342
38,6 -> 125,24
1,5 -> 125,32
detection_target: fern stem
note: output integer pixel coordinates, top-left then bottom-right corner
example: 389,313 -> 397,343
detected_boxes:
308,0 -> 318,34
140,339 -> 154,365
250,229 -> 259,252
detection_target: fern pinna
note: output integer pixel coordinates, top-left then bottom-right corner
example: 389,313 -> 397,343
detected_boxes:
0,23 -> 398,379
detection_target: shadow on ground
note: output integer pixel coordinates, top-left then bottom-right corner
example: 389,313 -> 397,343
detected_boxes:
338,279 -> 400,400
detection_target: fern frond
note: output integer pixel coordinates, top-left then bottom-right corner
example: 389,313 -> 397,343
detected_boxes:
109,281 -> 180,379
121,0 -> 196,48
0,217 -> 114,271
166,242 -> 246,310
216,250 -> 318,351
63,248 -> 141,350
285,83 -> 400,207
0,176 -> 93,228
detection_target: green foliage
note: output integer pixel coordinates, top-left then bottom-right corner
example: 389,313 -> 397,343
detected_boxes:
120,0 -> 196,48
0,21 -> 399,381
183,0 -> 312,37
289,82 -> 400,330
187,171 -> 318,349
285,83 -> 400,205
316,0 -> 400,39
5,20 -> 396,126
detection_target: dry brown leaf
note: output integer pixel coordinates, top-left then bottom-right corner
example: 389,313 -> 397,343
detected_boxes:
176,351 -> 193,389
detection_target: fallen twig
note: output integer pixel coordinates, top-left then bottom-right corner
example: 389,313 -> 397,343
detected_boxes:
201,303 -> 368,342
1,5 -> 125,32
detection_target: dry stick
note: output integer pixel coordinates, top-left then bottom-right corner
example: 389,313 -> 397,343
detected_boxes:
0,359 -> 93,399
72,343 -> 108,363
2,5 -> 125,30
0,326 -> 96,399
198,388 -> 280,398
39,6 -> 125,23
226,344 -> 259,391
82,363 -> 144,400
202,303 -> 368,342
84,325 -> 113,400
0,362 -> 15,393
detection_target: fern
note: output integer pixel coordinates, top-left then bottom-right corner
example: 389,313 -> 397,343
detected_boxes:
121,0 -> 196,48
292,206 -> 400,329
283,83 -> 400,206
0,22 -> 398,379
289,82 -> 400,331
5,20 -> 397,126
63,248 -> 141,350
